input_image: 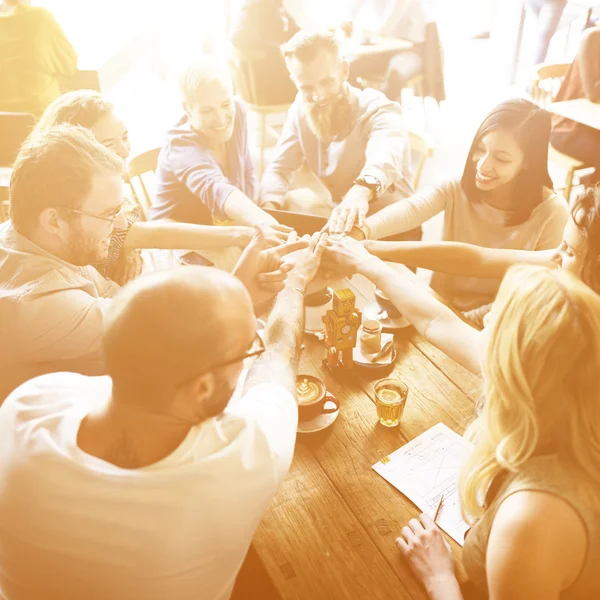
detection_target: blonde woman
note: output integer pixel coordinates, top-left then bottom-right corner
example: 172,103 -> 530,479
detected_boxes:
395,266 -> 600,599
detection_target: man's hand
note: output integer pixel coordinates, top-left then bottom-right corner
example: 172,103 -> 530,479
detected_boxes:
278,232 -> 328,290
326,185 -> 371,235
322,235 -> 375,278
233,226 -> 309,306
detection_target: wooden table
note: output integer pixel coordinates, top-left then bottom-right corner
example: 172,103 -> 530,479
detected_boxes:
252,275 -> 481,600
342,36 -> 414,60
549,98 -> 600,131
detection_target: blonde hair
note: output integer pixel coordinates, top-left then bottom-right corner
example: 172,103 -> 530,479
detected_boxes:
177,56 -> 232,107
459,265 -> 600,521
35,90 -> 115,132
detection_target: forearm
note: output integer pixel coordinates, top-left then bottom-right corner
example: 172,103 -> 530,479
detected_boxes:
365,192 -> 443,240
359,257 -> 482,374
365,241 -> 523,279
223,189 -> 279,226
426,575 -> 464,600
244,278 -> 305,396
124,221 -> 252,249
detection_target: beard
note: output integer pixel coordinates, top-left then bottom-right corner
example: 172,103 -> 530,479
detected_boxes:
65,223 -> 111,267
306,88 -> 355,142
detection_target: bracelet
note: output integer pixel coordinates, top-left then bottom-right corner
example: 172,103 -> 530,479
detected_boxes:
293,286 -> 306,297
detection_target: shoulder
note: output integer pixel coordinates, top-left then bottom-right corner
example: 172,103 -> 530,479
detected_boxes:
357,86 -> 403,119
580,26 -> 600,51
535,189 -> 570,218
3,373 -> 109,422
487,489 -> 587,590
235,383 -> 296,419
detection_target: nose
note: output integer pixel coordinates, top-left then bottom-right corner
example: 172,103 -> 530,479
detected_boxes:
115,139 -> 130,161
215,108 -> 230,126
551,249 -> 562,267
477,153 -> 494,174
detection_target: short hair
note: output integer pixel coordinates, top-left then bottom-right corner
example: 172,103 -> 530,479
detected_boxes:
177,56 -> 232,107
461,98 -> 553,226
282,29 -> 340,64
35,90 -> 115,132
572,185 -> 600,294
10,124 -> 124,236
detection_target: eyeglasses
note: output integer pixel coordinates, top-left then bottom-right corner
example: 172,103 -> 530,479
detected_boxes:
68,204 -> 125,225
178,332 -> 265,387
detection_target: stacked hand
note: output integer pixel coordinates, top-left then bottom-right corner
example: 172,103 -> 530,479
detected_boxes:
322,234 -> 374,277
277,231 -> 328,291
233,226 -> 309,307
325,185 -> 371,235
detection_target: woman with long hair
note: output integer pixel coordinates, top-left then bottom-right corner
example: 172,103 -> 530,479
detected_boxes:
324,186 -> 600,375
33,90 -> 289,283
395,265 -> 600,599
353,98 -> 569,313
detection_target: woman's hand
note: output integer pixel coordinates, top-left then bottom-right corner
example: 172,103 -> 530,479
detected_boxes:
108,247 -> 144,286
323,235 -> 376,277
396,514 -> 457,593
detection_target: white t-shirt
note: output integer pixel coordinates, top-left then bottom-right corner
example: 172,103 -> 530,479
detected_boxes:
0,373 -> 298,600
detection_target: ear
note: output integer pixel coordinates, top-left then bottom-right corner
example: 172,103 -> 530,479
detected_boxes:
38,207 -> 68,238
341,59 -> 350,82
184,371 -> 216,414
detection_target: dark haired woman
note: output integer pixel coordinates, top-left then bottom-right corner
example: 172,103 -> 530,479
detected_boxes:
357,98 -> 569,312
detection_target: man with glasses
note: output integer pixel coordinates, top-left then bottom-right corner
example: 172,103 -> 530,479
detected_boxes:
0,232 -> 326,599
0,125 -> 306,401
260,29 -> 420,239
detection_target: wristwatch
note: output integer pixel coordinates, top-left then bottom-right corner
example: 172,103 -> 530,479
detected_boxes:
353,175 -> 381,201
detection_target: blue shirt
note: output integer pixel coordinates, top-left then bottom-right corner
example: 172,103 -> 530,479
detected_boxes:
150,98 -> 255,223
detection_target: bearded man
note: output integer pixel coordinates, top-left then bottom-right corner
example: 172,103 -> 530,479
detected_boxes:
259,29 -> 420,238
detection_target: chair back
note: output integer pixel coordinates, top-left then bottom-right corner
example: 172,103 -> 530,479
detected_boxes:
0,112 -> 36,167
0,185 -> 9,223
532,63 -> 570,108
127,147 -> 160,220
408,128 -> 434,189
228,44 -> 267,107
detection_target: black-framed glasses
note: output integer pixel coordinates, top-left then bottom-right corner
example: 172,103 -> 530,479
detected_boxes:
67,204 -> 125,225
178,332 -> 265,387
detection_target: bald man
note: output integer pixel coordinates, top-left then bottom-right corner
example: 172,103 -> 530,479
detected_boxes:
0,233 -> 325,600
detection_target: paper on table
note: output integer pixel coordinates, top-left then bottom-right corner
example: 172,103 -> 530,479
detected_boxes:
372,423 -> 471,545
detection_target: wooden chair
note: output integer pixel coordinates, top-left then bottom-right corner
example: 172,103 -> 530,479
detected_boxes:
0,112 -> 36,167
228,45 -> 291,177
532,62 -> 586,201
408,128 -> 434,189
0,185 -> 9,223
127,147 -> 160,220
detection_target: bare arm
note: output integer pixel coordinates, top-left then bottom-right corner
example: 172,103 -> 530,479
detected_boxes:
123,221 -> 253,249
223,188 -> 279,226
244,234 -> 326,396
359,256 -> 483,374
486,492 -> 588,600
365,240 -> 556,278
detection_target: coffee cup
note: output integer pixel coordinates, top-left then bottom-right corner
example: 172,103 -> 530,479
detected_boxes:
296,375 -> 340,422
374,286 -> 402,318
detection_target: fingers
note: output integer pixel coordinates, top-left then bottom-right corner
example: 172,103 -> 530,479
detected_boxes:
356,206 -> 368,230
258,264 -> 293,283
272,224 -> 293,233
395,536 -> 410,554
312,232 -> 328,261
419,513 -> 436,529
343,208 -> 358,234
259,280 -> 286,296
400,525 -> 417,545
277,238 -> 310,258
333,208 -> 348,235
408,518 -> 424,536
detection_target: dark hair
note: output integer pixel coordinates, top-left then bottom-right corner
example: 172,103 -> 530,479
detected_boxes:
572,186 -> 600,294
282,29 -> 340,64
461,98 -> 553,226
35,90 -> 115,132
10,124 -> 123,236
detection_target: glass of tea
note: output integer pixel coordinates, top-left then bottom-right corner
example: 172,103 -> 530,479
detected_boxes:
374,379 -> 408,427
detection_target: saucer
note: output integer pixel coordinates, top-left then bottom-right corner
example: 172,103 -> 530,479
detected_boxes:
353,333 -> 396,367
363,301 -> 410,331
297,399 -> 340,433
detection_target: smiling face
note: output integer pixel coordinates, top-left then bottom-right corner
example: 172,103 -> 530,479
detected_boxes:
90,110 -> 131,161
471,128 -> 525,192
184,78 -> 236,146
551,213 -> 588,279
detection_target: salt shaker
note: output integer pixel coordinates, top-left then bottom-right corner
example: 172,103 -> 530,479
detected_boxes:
359,319 -> 382,354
